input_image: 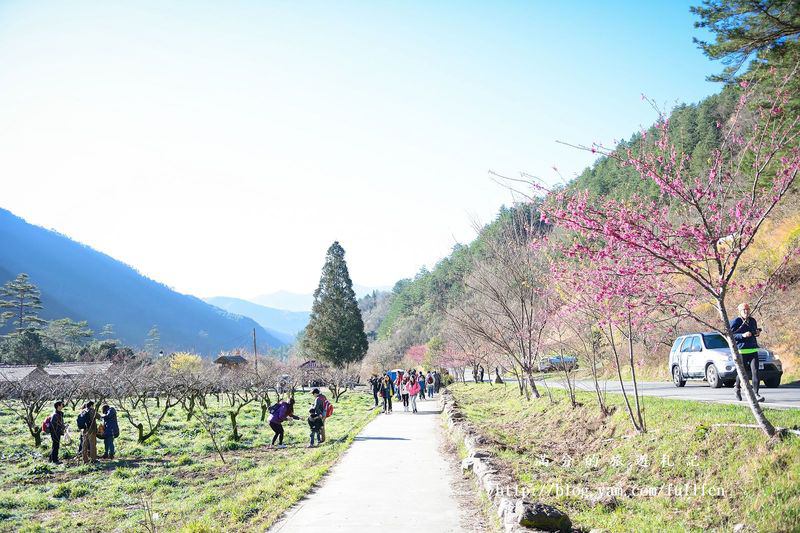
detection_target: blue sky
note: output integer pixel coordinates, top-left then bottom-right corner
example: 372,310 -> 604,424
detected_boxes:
0,1 -> 719,299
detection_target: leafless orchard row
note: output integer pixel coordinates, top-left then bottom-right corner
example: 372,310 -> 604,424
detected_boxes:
0,357 -> 361,449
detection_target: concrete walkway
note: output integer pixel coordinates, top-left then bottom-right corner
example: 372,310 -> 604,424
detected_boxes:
269,394 -> 464,532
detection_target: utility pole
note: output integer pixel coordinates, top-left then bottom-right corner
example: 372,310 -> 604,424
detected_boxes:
252,328 -> 258,372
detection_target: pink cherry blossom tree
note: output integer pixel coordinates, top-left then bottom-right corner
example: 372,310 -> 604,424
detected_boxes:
544,73 -> 799,437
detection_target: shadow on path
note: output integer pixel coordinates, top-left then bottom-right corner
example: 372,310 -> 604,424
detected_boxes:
353,436 -> 409,441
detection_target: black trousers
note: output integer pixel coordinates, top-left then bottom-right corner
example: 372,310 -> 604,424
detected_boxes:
734,354 -> 760,395
50,435 -> 60,462
372,390 -> 379,406
383,394 -> 392,412
270,421 -> 284,445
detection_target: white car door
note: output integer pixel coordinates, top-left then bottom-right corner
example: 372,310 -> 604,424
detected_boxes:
679,337 -> 693,376
688,335 -> 704,377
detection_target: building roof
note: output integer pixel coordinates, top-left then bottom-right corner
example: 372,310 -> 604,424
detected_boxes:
298,359 -> 328,370
0,365 -> 48,382
43,361 -> 113,378
214,355 -> 249,365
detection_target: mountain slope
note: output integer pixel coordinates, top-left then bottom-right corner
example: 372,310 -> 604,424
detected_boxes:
203,296 -> 309,342
0,208 -> 284,354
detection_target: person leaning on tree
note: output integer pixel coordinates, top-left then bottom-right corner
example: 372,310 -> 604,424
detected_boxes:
731,302 -> 765,403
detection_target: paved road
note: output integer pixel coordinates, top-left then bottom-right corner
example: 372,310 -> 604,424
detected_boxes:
268,396 -> 463,532
540,378 -> 800,409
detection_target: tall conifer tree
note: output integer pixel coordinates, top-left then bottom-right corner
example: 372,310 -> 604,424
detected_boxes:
305,242 -> 368,367
0,273 -> 46,333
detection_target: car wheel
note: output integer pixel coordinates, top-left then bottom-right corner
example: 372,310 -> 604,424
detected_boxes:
764,377 -> 781,388
673,366 -> 686,388
706,364 -> 722,388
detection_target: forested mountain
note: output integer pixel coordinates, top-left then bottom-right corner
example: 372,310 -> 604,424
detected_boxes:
0,208 -> 284,355
204,296 -> 309,343
368,2 -> 800,374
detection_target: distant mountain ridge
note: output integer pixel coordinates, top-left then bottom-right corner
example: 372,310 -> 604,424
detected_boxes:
203,297 -> 309,343
0,207 -> 284,355
252,284 -> 391,312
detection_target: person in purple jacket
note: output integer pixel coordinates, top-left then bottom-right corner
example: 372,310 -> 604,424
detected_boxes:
268,398 -> 299,448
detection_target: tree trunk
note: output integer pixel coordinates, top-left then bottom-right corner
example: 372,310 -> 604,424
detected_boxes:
31,426 -> 41,447
525,370 -> 541,399
590,354 -> 609,416
718,302 -> 777,438
627,315 -> 645,431
608,325 -> 643,432
229,412 -> 240,441
494,367 -> 503,384
185,396 -> 195,422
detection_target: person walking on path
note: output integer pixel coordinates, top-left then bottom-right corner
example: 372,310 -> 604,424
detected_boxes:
400,376 -> 410,412
417,372 -> 426,400
100,404 -> 119,459
408,376 -> 421,413
434,371 -> 441,393
395,372 -> 403,402
268,398 -> 299,448
78,402 -> 98,464
731,302 -> 765,403
426,372 -> 435,399
369,375 -> 381,408
307,408 -> 323,447
380,374 -> 394,414
48,401 -> 66,464
312,388 -> 330,443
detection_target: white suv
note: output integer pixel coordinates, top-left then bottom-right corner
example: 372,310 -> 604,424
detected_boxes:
668,332 -> 783,388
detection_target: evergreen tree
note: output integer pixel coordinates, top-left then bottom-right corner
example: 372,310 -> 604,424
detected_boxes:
304,242 -> 368,367
692,0 -> 800,80
43,318 -> 93,359
144,325 -> 161,357
0,273 -> 46,333
0,329 -> 59,364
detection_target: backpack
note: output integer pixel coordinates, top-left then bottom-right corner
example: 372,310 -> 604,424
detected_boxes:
76,410 -> 89,430
42,415 -> 52,435
321,396 -> 334,417
427,376 -> 434,384
268,403 -> 280,415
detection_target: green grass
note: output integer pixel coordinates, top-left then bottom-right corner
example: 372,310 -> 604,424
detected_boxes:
0,391 -> 378,532
449,382 -> 800,533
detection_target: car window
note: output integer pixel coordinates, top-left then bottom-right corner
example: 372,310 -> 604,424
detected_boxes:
702,333 -> 728,349
691,336 -> 702,352
679,337 -> 693,352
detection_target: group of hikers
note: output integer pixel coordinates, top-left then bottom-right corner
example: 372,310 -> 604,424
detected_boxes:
368,369 -> 441,414
44,400 -> 119,464
266,388 -> 333,449
42,371 -> 445,462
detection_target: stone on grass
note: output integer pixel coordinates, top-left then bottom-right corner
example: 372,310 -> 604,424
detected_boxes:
514,500 -> 571,532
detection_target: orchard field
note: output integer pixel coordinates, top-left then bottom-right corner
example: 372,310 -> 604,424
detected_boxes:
0,391 -> 377,532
